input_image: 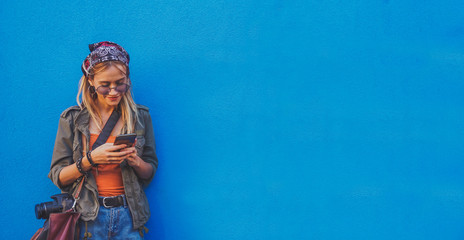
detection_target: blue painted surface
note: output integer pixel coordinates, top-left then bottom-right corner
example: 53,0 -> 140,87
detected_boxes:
1,1 -> 464,239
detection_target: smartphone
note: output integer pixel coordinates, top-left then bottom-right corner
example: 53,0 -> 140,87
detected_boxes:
114,133 -> 137,148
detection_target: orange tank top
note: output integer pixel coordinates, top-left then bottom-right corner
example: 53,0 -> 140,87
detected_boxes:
89,134 -> 125,197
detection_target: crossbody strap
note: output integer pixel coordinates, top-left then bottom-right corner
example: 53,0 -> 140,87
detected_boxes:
92,109 -> 120,149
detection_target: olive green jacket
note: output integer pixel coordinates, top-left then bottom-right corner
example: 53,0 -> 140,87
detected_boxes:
48,104 -> 158,229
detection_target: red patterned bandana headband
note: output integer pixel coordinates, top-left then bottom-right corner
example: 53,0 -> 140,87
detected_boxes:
81,41 -> 130,77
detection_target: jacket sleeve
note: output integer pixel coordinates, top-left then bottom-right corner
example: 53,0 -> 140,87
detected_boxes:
139,109 -> 159,187
48,114 -> 75,192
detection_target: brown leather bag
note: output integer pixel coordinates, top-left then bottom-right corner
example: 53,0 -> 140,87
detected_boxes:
31,178 -> 85,240
47,211 -> 81,240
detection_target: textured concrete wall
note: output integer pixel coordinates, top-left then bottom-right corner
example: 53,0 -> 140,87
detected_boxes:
2,1 -> 464,239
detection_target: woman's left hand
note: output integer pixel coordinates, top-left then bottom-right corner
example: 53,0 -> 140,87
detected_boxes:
126,151 -> 143,167
125,139 -> 142,167
123,139 -> 154,180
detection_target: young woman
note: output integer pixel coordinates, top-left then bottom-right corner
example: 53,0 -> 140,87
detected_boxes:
49,41 -> 158,239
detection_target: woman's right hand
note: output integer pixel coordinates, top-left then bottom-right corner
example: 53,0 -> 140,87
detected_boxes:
90,143 -> 134,165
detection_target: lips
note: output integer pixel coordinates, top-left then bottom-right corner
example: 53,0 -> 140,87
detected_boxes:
107,96 -> 119,101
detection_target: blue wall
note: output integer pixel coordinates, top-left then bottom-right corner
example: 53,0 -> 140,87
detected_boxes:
1,1 -> 464,239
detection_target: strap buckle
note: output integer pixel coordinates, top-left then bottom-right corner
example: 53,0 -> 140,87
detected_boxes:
71,196 -> 79,211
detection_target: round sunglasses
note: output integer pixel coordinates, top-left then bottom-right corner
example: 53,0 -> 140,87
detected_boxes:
95,83 -> 130,95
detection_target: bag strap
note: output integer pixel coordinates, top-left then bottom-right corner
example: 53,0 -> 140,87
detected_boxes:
70,178 -> 85,211
92,109 -> 120,149
73,178 -> 85,199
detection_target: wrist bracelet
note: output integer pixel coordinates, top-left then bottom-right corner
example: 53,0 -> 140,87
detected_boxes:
86,151 -> 96,167
76,157 -> 87,175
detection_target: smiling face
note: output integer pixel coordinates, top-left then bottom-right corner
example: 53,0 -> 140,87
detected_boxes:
89,63 -> 128,110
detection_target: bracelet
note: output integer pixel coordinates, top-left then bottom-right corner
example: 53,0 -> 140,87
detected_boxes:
76,157 -> 87,175
86,151 -> 96,167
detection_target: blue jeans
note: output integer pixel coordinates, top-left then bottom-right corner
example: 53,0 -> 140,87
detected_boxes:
79,203 -> 143,240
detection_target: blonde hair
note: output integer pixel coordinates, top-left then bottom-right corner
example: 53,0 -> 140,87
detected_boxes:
76,61 -> 138,134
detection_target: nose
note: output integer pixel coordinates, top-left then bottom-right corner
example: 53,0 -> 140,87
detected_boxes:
108,84 -> 119,95
109,88 -> 119,95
